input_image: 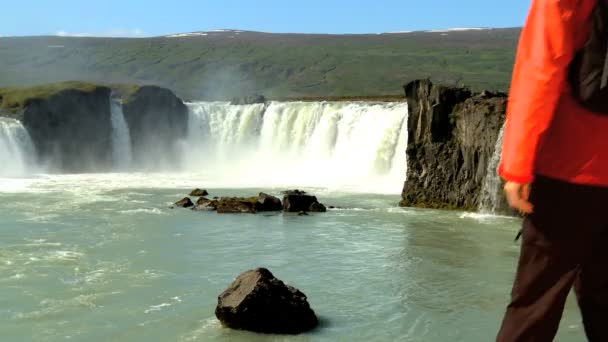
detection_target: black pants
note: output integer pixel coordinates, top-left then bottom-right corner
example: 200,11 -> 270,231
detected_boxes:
497,175 -> 608,342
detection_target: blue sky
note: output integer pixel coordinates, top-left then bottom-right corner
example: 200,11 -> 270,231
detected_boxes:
2,0 -> 530,37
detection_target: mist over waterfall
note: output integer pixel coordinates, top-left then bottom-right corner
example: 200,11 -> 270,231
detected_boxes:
479,124 -> 505,213
110,99 -> 133,170
185,101 -> 408,193
0,118 -> 37,177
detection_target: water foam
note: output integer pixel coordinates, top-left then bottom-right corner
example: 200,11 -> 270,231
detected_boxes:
0,118 -> 37,177
185,101 -> 408,193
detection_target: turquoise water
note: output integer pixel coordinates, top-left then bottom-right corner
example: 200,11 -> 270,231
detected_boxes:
0,174 -> 585,341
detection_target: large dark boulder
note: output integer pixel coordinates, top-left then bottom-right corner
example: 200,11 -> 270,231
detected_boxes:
257,193 -> 283,212
215,268 -> 318,334
121,86 -> 188,169
175,197 -> 194,208
21,86 -> 113,172
400,79 -> 508,212
283,191 -> 326,213
216,197 -> 258,214
190,188 -> 209,197
309,202 -> 327,213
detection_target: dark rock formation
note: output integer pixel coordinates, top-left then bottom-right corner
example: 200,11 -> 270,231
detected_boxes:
175,197 -> 194,208
400,79 -> 507,211
21,86 -> 113,172
190,188 -> 209,197
309,202 -> 327,213
192,197 -> 219,211
192,201 -> 218,211
257,193 -> 283,212
215,268 -> 318,334
282,191 -> 325,213
121,86 -> 188,169
216,197 -> 258,214
230,95 -> 266,105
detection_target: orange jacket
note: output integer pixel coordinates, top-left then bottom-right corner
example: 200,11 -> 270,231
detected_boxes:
499,0 -> 608,186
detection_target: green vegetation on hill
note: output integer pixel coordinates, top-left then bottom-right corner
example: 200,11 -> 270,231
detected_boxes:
0,29 -> 520,100
0,81 -> 101,113
0,81 -> 149,115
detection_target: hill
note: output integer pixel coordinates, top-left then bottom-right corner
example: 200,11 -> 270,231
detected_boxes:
0,29 -> 520,100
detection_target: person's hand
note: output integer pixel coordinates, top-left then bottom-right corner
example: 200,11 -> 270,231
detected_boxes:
504,181 -> 533,214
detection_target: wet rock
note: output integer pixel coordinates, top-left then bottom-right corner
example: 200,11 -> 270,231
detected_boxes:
283,192 -> 325,213
192,199 -> 219,211
215,268 -> 318,334
257,193 -> 283,212
216,197 -> 258,214
282,189 -> 307,196
309,202 -> 327,213
190,188 -> 209,197
400,79 -> 508,212
175,197 -> 194,208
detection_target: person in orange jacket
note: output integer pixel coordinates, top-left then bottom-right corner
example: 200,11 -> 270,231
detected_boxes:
497,0 -> 608,340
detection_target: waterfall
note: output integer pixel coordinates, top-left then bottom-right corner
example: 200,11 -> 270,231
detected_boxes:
0,118 -> 37,177
110,99 -> 133,171
479,124 -> 505,213
185,101 -> 408,193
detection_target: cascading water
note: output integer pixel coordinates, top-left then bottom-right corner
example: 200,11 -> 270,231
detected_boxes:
0,118 -> 37,177
479,124 -> 505,213
185,101 -> 408,193
110,99 -> 133,171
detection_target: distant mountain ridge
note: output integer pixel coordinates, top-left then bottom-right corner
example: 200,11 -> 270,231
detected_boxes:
0,28 -> 520,100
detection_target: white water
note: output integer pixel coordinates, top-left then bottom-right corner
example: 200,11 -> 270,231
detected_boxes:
186,101 -> 408,193
110,99 -> 133,170
0,118 -> 36,177
479,124 -> 505,213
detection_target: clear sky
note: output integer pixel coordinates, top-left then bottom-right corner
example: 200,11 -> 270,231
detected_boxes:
1,0 -> 530,37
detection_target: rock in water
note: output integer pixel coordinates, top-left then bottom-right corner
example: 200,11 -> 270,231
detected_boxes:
309,202 -> 327,213
192,199 -> 219,211
215,268 -> 318,334
282,191 -> 326,213
257,193 -> 283,212
174,197 -> 194,208
190,188 -> 209,197
216,197 -> 258,214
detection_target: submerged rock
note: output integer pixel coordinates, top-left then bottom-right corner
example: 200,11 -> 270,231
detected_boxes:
190,188 -> 209,197
215,268 -> 318,334
175,197 -> 194,208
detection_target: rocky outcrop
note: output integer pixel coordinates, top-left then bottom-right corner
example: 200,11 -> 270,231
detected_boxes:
214,193 -> 284,214
400,79 -> 507,211
121,86 -> 188,169
21,86 -> 113,172
217,197 -> 258,214
215,268 -> 318,334
175,197 -> 194,208
282,190 -> 326,213
257,193 -> 283,212
190,188 -> 209,197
